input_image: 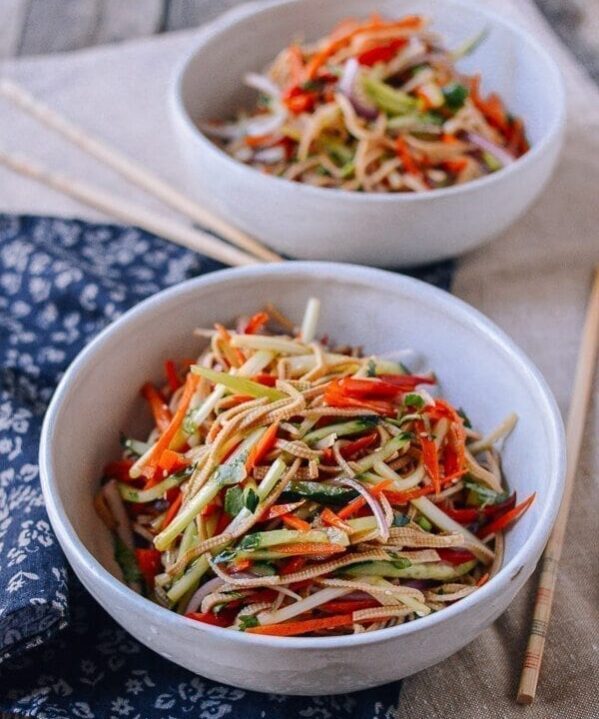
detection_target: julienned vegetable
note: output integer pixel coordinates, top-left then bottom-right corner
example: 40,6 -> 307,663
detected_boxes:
96,298 -> 533,637
200,14 -> 529,193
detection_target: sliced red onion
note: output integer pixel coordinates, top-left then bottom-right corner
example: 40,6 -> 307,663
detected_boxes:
254,146 -> 286,164
339,58 -> 378,120
402,579 -> 431,590
466,132 -> 515,168
102,480 -> 135,551
199,110 -> 286,141
185,576 -> 225,614
244,110 -> 286,137
332,477 -> 389,543
198,120 -> 247,140
244,72 -> 281,99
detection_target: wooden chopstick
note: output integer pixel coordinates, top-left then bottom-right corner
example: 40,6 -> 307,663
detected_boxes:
517,266 -> 599,704
0,147 -> 259,267
0,79 -> 282,263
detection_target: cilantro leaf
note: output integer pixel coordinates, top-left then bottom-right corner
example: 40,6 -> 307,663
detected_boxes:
239,615 -> 260,631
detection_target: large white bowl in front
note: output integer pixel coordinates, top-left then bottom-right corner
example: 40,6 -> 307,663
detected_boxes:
40,263 -> 565,694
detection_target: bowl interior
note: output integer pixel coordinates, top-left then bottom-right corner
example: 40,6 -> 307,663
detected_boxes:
46,265 -> 561,593
180,0 -> 562,150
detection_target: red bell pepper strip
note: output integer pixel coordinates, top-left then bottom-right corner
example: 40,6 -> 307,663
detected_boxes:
280,557 -> 306,575
244,311 -> 269,334
103,459 -> 135,483
478,493 -> 536,540
283,87 -> 317,114
331,376 -> 432,399
357,38 -> 407,66
441,493 -> 517,524
246,422 -> 279,472
324,379 -> 396,416
186,611 -> 229,627
141,382 -> 172,432
320,598 -> 380,613
437,548 -> 476,565
200,500 -> 221,517
135,548 -> 162,588
377,373 -> 435,389
440,505 -> 479,524
321,430 -> 379,463
164,359 -> 182,392
214,510 -> 231,535
252,373 -> 277,387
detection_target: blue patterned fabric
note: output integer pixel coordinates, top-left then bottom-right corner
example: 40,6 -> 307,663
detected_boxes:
0,214 -> 453,717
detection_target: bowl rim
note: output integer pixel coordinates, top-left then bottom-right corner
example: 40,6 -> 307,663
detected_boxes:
170,0 -> 566,204
40,262 -> 566,651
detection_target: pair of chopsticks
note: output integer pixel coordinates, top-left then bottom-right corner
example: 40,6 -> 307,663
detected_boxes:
0,79 -> 283,267
517,267 -> 599,703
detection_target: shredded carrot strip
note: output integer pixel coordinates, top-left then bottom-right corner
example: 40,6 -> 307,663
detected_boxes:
215,323 -> 245,368
141,382 -> 172,432
157,449 -> 189,474
282,515 -> 311,532
336,479 -> 393,519
142,373 -> 200,474
246,422 -> 279,472
269,542 -> 345,556
161,491 -> 183,529
320,507 -> 353,532
246,613 -> 354,636
476,572 -> 490,587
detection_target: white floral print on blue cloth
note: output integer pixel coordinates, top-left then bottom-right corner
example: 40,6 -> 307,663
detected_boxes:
0,214 -> 453,717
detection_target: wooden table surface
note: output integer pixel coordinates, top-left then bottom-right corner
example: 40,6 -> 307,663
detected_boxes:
0,0 -> 598,81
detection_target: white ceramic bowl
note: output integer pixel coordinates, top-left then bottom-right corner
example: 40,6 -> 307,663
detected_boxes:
40,263 -> 565,695
170,0 -> 565,267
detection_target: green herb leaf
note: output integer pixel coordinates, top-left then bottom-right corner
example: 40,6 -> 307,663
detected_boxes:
404,393 -> 425,409
251,561 -> 277,577
224,486 -> 244,517
391,557 -> 412,569
239,615 -> 260,631
442,83 -> 469,110
245,488 -> 259,513
213,548 -> 237,564
457,407 -> 472,428
464,480 -> 508,507
366,359 -> 377,377
239,533 -> 261,550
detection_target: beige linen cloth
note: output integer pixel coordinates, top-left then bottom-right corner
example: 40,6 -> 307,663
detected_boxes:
0,1 -> 598,717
